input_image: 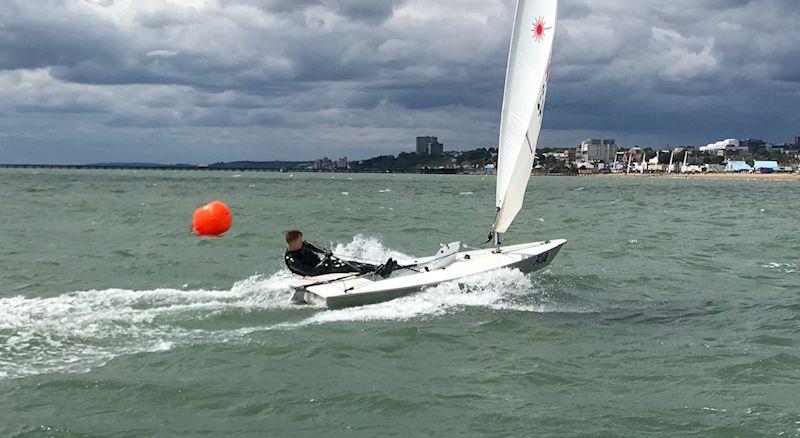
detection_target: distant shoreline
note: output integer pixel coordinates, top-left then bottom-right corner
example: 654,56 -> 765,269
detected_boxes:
0,164 -> 296,172
0,164 -> 477,175
2,164 -> 799,180
596,172 -> 800,181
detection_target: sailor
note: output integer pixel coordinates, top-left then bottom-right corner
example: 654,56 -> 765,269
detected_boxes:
283,230 -> 398,278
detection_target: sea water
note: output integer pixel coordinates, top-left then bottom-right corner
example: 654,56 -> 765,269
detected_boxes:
0,169 -> 798,436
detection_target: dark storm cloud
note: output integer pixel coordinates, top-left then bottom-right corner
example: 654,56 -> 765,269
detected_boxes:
0,19 -> 127,72
236,0 -> 405,23
0,0 -> 798,164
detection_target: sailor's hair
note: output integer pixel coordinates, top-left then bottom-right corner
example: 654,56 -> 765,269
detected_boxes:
285,230 -> 303,244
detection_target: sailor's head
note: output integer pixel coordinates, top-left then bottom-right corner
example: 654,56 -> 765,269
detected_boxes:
285,229 -> 303,251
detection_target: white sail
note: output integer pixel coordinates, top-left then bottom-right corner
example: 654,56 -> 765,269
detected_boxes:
493,0 -> 558,234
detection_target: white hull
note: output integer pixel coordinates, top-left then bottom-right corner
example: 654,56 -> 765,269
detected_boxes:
290,239 -> 566,309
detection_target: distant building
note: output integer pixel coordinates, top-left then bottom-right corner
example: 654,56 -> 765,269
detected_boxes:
683,164 -> 703,173
753,161 -> 779,173
416,136 -> 438,155
579,139 -> 617,163
704,164 -> 726,173
312,157 -> 333,170
768,140 -> 800,155
336,157 -> 348,170
725,160 -> 752,173
741,139 -> 767,153
699,139 -> 748,156
566,148 -> 578,162
415,136 -> 445,155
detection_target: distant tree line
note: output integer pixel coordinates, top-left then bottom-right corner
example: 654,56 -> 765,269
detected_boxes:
350,148 -> 498,172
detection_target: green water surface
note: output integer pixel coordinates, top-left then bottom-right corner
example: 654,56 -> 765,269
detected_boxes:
0,169 -> 798,436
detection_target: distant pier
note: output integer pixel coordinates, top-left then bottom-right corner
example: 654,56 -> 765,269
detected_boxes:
0,163 -> 476,175
0,163 -> 305,172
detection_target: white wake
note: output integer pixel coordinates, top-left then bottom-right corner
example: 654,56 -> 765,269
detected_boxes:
0,235 -> 557,380
0,272 -> 298,380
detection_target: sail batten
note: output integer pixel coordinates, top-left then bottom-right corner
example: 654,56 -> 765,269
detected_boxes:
493,0 -> 558,234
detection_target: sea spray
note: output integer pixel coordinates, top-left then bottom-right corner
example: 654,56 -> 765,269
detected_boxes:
331,234 -> 412,265
0,271 -> 299,379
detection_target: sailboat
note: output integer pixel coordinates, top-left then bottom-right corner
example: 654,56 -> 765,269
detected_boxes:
290,0 -> 566,308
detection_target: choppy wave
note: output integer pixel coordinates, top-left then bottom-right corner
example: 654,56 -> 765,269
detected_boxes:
0,235 -> 563,380
761,262 -> 798,274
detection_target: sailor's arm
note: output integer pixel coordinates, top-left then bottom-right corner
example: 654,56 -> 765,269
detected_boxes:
304,242 -> 333,258
285,254 -> 323,277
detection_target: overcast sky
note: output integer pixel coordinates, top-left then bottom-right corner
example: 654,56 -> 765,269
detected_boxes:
1,0 -> 798,164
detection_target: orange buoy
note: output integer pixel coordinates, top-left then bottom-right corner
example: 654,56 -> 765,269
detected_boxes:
191,201 -> 232,236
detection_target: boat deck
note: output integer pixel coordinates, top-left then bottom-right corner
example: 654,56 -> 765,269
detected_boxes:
290,239 -> 566,309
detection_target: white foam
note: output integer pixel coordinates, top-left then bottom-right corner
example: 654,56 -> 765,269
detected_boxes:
761,262 -> 798,274
294,269 -> 550,326
0,271 -> 298,380
332,234 -> 411,265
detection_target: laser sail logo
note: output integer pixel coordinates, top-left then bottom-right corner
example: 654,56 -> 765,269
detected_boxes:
531,17 -> 551,42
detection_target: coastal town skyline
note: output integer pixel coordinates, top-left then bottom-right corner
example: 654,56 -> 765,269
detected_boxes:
5,133 -> 799,175
1,0 -> 798,164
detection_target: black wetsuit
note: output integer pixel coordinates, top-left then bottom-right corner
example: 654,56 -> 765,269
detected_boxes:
284,242 -> 377,277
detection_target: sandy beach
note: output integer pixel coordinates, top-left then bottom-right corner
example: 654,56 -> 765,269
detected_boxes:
598,172 -> 800,181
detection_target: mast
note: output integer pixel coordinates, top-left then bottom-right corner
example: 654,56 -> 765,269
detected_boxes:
492,0 -> 559,239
